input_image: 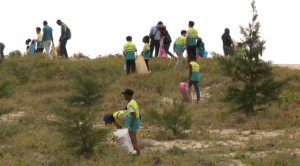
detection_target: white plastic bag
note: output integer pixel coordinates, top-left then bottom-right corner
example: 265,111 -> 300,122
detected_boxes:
113,128 -> 137,155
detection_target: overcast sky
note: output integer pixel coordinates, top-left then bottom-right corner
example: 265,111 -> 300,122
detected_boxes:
1,0 -> 299,64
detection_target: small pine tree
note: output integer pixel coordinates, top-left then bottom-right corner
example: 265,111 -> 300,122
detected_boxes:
50,74 -> 108,158
211,0 -> 289,116
145,99 -> 193,137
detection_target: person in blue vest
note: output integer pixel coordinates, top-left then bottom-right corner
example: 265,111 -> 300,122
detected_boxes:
121,89 -> 141,156
188,56 -> 200,102
185,21 -> 198,64
56,20 -> 69,59
141,35 -> 150,72
123,36 -> 137,74
0,42 -> 5,62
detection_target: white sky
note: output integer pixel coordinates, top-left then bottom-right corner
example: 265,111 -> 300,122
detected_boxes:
1,0 -> 299,64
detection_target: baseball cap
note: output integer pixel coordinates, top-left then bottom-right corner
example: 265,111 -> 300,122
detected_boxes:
103,114 -> 111,125
121,89 -> 134,96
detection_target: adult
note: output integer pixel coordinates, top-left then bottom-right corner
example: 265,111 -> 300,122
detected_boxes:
123,36 -> 137,74
42,21 -> 54,60
149,21 -> 163,57
160,26 -> 173,58
221,28 -> 234,57
173,30 -> 187,67
103,110 -> 126,129
121,89 -> 141,156
57,20 -> 69,59
0,42 -> 5,62
34,27 -> 44,53
185,21 -> 198,63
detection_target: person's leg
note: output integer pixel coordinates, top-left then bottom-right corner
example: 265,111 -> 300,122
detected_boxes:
145,59 -> 149,71
131,59 -> 136,73
60,38 -> 67,58
126,60 -> 131,74
191,45 -> 196,57
154,40 -> 160,57
64,39 -> 68,58
44,41 -> 53,60
129,130 -> 140,156
164,44 -> 173,57
150,40 -> 155,58
174,51 -> 183,67
36,48 -> 44,53
194,81 -> 200,101
187,46 -> 192,64
223,46 -> 229,57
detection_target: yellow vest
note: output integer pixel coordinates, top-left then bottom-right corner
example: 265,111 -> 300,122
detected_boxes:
113,111 -> 125,127
126,100 -> 140,118
124,42 -> 136,59
187,28 -> 198,45
37,33 -> 44,48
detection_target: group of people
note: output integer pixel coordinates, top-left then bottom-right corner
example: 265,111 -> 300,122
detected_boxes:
25,20 -> 70,60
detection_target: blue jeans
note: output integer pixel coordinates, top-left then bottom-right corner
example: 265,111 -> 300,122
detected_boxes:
60,38 -> 68,58
189,81 -> 200,101
163,44 -> 173,57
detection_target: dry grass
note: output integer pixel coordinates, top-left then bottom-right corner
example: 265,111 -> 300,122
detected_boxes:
0,53 -> 300,165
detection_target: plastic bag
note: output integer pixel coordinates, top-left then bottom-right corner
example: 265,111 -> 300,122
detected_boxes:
113,128 -> 137,155
179,82 -> 191,102
27,41 -> 36,54
135,55 -> 148,74
159,47 -> 167,59
55,43 -> 61,57
51,46 -> 57,60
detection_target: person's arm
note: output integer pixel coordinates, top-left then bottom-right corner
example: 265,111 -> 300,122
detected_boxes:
42,30 -> 45,42
123,47 -> 126,57
134,45 -> 137,53
143,45 -> 150,55
203,45 -> 205,51
129,112 -> 136,130
60,25 -> 65,42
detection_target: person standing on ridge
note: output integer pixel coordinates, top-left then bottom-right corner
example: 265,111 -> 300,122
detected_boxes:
121,89 -> 141,156
123,36 -> 137,74
185,21 -> 198,64
42,21 -> 54,60
160,26 -> 173,58
149,21 -> 163,57
0,42 -> 5,62
174,30 -> 187,67
221,28 -> 234,57
25,39 -> 31,52
34,27 -> 44,53
57,20 -> 69,59
141,36 -> 151,72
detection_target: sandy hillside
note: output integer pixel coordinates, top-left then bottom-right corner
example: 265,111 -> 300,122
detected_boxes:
274,64 -> 300,70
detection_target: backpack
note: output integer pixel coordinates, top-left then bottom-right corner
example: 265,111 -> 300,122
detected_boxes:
164,31 -> 172,44
66,26 -> 71,40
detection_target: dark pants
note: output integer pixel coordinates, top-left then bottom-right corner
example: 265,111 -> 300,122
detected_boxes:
187,45 -> 197,64
163,44 -> 173,57
0,43 -> 5,62
189,80 -> 200,101
126,59 -> 136,74
144,59 -> 149,71
150,40 -> 160,58
60,38 -> 68,58
36,48 -> 44,53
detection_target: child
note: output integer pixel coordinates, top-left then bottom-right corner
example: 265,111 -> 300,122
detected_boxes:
123,36 -> 137,74
197,38 -> 205,58
25,39 -> 31,52
141,36 -> 150,72
237,42 -> 246,58
173,30 -> 187,67
188,56 -> 200,102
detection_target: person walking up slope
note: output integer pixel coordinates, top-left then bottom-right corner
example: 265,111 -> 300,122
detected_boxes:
57,20 -> 69,59
123,36 -> 137,74
174,30 -> 187,67
121,89 -> 141,156
188,56 -> 200,102
141,36 -> 151,72
42,21 -> 54,60
185,21 -> 198,64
